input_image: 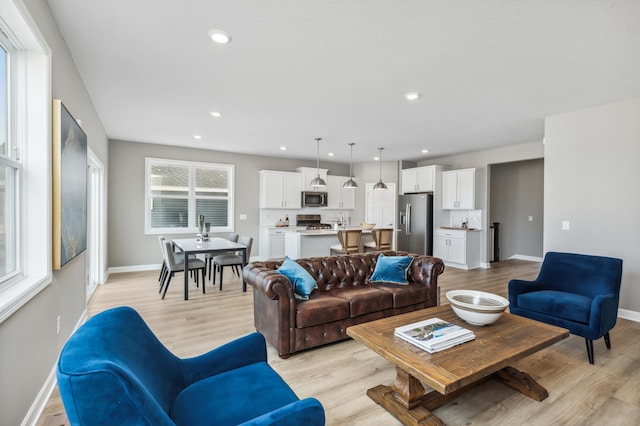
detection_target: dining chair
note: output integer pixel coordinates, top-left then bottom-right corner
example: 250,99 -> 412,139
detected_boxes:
363,228 -> 393,252
158,236 -> 196,289
212,236 -> 253,291
207,232 -> 239,280
160,240 -> 206,299
329,229 -> 362,255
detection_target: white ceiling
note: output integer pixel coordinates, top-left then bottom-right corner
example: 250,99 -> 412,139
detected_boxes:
47,0 -> 640,163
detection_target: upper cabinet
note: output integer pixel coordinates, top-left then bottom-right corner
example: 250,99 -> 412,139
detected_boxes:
297,167 -> 329,192
401,165 -> 438,194
442,168 -> 476,210
259,170 -> 302,209
325,175 -> 356,209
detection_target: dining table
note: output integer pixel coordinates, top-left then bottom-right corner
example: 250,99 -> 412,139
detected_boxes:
172,237 -> 248,300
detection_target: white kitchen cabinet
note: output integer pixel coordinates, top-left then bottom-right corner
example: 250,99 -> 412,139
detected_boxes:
259,227 -> 287,260
433,229 -> 480,269
401,165 -> 438,194
297,167 -> 329,192
442,168 -> 475,209
259,170 -> 302,209
325,175 -> 356,209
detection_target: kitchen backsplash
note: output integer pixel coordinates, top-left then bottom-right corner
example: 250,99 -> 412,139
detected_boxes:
260,208 -> 353,227
450,210 -> 482,229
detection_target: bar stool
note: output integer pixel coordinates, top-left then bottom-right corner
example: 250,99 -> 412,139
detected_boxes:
330,229 -> 362,255
363,228 -> 393,252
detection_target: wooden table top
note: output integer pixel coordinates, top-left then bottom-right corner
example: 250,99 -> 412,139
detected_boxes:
346,304 -> 569,395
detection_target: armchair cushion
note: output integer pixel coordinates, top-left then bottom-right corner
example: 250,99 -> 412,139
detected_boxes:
516,290 -> 592,324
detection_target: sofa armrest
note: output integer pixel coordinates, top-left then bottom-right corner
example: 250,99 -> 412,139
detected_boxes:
407,255 -> 445,304
239,398 -> 325,426
180,332 -> 267,386
243,262 -> 296,300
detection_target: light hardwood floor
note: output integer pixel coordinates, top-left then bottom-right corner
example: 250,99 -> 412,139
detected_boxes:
38,259 -> 640,426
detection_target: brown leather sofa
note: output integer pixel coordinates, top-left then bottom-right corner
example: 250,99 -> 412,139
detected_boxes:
243,251 -> 445,358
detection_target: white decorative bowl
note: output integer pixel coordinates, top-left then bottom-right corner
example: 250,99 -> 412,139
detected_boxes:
360,223 -> 375,230
446,290 -> 510,326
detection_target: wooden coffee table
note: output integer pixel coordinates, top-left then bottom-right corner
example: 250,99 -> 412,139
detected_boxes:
347,304 -> 569,426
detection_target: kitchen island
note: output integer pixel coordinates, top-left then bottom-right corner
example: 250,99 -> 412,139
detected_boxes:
284,228 -> 373,259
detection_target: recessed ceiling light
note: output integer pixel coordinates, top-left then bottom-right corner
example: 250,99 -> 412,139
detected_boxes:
328,152 -> 335,157
194,135 -> 202,140
421,149 -> 429,154
374,156 -> 380,161
404,92 -> 420,101
208,29 -> 231,44
280,146 -> 287,151
210,111 -> 223,118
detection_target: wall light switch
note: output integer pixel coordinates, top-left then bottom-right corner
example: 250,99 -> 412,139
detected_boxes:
528,216 -> 533,222
239,214 -> 247,220
562,221 -> 570,230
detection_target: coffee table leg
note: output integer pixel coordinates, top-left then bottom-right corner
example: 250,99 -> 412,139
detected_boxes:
367,367 -> 444,426
391,367 -> 425,409
493,366 -> 549,401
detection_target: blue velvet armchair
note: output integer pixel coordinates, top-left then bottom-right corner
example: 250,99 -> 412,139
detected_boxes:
508,252 -> 623,364
56,306 -> 325,425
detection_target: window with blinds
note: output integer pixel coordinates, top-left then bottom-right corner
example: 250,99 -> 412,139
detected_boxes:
145,158 -> 234,234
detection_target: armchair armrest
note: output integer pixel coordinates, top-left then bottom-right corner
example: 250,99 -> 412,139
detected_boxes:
239,398 -> 325,426
508,278 -> 542,306
180,332 -> 267,385
590,293 -> 619,335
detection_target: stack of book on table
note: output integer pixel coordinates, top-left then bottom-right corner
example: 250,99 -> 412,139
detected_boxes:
394,317 -> 475,353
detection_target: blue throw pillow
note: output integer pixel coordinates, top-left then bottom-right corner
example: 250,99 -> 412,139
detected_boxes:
277,257 -> 318,300
370,253 -> 414,285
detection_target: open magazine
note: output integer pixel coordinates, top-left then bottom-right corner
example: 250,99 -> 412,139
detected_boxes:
394,317 -> 475,353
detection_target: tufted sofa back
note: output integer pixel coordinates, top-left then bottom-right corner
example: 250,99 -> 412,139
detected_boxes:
260,251 -> 432,293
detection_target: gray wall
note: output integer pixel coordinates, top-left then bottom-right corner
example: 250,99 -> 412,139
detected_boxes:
420,141 -> 544,263
544,97 -> 640,313
490,159 -> 544,259
0,0 -> 109,424
108,139 -> 350,267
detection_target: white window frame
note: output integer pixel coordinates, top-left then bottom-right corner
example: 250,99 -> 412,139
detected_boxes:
0,1 -> 52,323
145,157 -> 235,235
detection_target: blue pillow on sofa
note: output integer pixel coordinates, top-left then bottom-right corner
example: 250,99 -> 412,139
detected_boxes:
277,256 -> 318,300
370,253 -> 414,285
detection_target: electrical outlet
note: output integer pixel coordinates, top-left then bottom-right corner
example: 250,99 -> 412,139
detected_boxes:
56,316 -> 61,335
562,221 -> 570,230
239,214 -> 247,220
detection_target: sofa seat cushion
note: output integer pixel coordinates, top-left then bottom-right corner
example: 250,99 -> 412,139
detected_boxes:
172,362 -> 299,425
373,283 -> 428,308
330,287 -> 393,317
296,293 -> 350,328
517,290 -> 592,324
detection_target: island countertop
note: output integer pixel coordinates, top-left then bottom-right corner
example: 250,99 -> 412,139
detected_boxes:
285,227 -> 373,236
284,227 -> 375,259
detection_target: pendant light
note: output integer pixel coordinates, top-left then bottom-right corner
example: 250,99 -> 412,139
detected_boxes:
342,142 -> 358,189
310,137 -> 326,188
373,147 -> 388,190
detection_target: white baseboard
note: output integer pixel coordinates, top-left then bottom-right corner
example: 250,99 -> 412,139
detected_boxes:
480,262 -> 491,269
108,263 -> 162,274
618,308 -> 640,323
108,257 -> 260,276
508,254 -> 544,262
22,309 -> 87,426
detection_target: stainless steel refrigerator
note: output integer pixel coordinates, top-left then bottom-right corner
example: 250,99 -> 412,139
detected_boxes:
397,193 -> 433,255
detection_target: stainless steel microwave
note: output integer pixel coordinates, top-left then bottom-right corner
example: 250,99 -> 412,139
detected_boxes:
301,191 -> 328,207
